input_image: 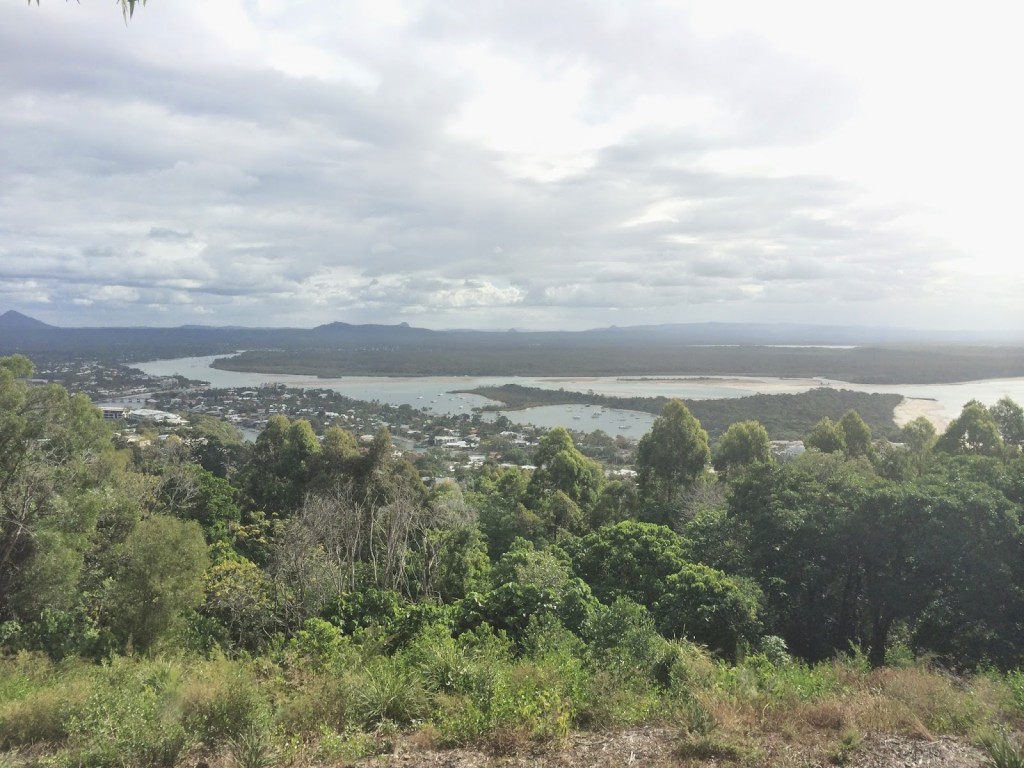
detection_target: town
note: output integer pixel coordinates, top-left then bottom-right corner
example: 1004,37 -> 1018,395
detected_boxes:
34,359 -> 640,482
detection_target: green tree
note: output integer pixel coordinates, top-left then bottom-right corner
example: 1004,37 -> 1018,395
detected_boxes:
201,550 -> 278,652
527,427 -> 605,513
936,400 -> 1004,456
589,478 -> 637,528
420,524 -> 491,601
652,563 -> 762,660
569,521 -> 688,610
899,416 -> 937,476
990,396 -> 1024,452
460,539 -> 597,642
838,410 -> 873,458
105,516 -> 209,652
636,400 -> 710,524
242,415 -> 329,514
901,416 -> 937,455
167,467 -> 240,541
470,465 -> 542,556
0,358 -> 115,621
726,453 -> 878,661
804,416 -> 845,453
712,420 -> 772,478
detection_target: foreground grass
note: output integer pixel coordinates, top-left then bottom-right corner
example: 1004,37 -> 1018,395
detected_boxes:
1,628 -> 1022,767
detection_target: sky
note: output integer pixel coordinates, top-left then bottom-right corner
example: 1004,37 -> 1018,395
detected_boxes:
2,1 -> 1023,332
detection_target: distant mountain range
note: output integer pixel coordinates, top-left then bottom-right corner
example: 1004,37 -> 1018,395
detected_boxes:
1,310 -> 1018,345
2,310 -> 1023,383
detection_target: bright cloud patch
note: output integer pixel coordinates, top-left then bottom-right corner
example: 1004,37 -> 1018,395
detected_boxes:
0,1 -> 1020,332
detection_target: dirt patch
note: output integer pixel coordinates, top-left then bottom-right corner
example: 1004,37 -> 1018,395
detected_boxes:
357,728 -> 987,768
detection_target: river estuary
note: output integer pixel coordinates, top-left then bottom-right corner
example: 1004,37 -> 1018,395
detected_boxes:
131,354 -> 1024,439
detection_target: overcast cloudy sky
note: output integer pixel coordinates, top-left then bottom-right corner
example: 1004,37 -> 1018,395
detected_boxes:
2,2 -> 1022,331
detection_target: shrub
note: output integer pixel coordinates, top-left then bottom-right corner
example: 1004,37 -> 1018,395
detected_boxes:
0,687 -> 76,748
285,618 -> 349,671
403,624 -> 478,695
60,658 -> 190,768
1007,669 -> 1024,715
586,598 -> 665,677
226,720 -> 278,768
180,657 -> 267,747
352,658 -> 427,726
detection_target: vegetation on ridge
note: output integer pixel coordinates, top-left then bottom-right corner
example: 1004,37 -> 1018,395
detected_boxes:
1,353 -> 1023,766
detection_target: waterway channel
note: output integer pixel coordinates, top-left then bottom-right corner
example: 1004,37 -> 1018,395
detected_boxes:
131,354 -> 1024,439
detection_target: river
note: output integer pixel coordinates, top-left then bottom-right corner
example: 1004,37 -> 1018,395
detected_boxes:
131,354 -> 1024,438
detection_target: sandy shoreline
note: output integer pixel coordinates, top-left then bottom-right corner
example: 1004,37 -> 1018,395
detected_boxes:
893,397 -> 949,430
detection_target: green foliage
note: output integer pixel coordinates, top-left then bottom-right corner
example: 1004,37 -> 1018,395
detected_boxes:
527,427 -> 605,519
434,649 -> 581,748
62,658 -> 189,768
202,553 -> 278,652
1007,669 -> 1024,715
902,415 -> 937,453
286,618 -> 349,670
16,607 -> 112,661
180,657 -> 267,747
713,419 -> 772,477
653,564 -> 762,660
469,466 -> 536,556
353,657 -> 427,726
0,355 -> 34,379
636,400 -> 710,522
105,516 -> 209,652
991,397 -> 1024,451
585,598 -> 665,677
937,400 -> 1005,456
0,358 -> 115,623
570,521 -> 688,609
182,468 -> 241,538
726,453 -> 881,661
982,729 -> 1024,768
838,410 -> 873,458
227,721 -> 277,768
332,588 -> 405,636
420,524 -> 491,601
0,653 -> 89,749
805,416 -> 846,453
5,355 -> 1024,763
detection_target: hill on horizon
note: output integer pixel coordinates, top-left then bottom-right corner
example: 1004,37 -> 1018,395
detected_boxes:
2,311 -> 1021,344
0,310 -> 55,330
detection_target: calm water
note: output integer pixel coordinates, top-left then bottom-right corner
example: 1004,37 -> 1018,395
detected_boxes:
132,354 -> 1024,438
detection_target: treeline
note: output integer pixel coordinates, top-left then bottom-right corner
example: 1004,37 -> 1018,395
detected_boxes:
460,384 -> 903,440
213,342 -> 1024,384
2,353 -> 1024,765
6,318 -> 1024,385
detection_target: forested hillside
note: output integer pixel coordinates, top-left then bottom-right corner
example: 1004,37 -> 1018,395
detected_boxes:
1,353 -> 1023,767
458,384 -> 904,440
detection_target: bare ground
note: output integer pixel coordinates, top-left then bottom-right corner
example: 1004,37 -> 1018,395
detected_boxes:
357,727 -> 988,768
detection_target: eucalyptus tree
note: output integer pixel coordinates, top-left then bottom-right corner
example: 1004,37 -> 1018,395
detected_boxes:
712,419 -> 772,479
635,400 -> 710,524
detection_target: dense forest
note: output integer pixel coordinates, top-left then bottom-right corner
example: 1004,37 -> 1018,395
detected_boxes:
2,353 -> 1024,766
458,384 -> 904,440
213,342 -> 1024,384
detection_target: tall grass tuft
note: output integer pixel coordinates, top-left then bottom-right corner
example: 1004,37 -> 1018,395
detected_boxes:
353,659 -> 427,727
227,721 -> 277,768
982,729 -> 1024,768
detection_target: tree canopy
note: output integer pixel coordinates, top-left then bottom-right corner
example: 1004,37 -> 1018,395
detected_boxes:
636,400 -> 710,524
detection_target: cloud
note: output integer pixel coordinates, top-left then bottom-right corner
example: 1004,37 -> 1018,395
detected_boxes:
0,2 -> 1018,332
